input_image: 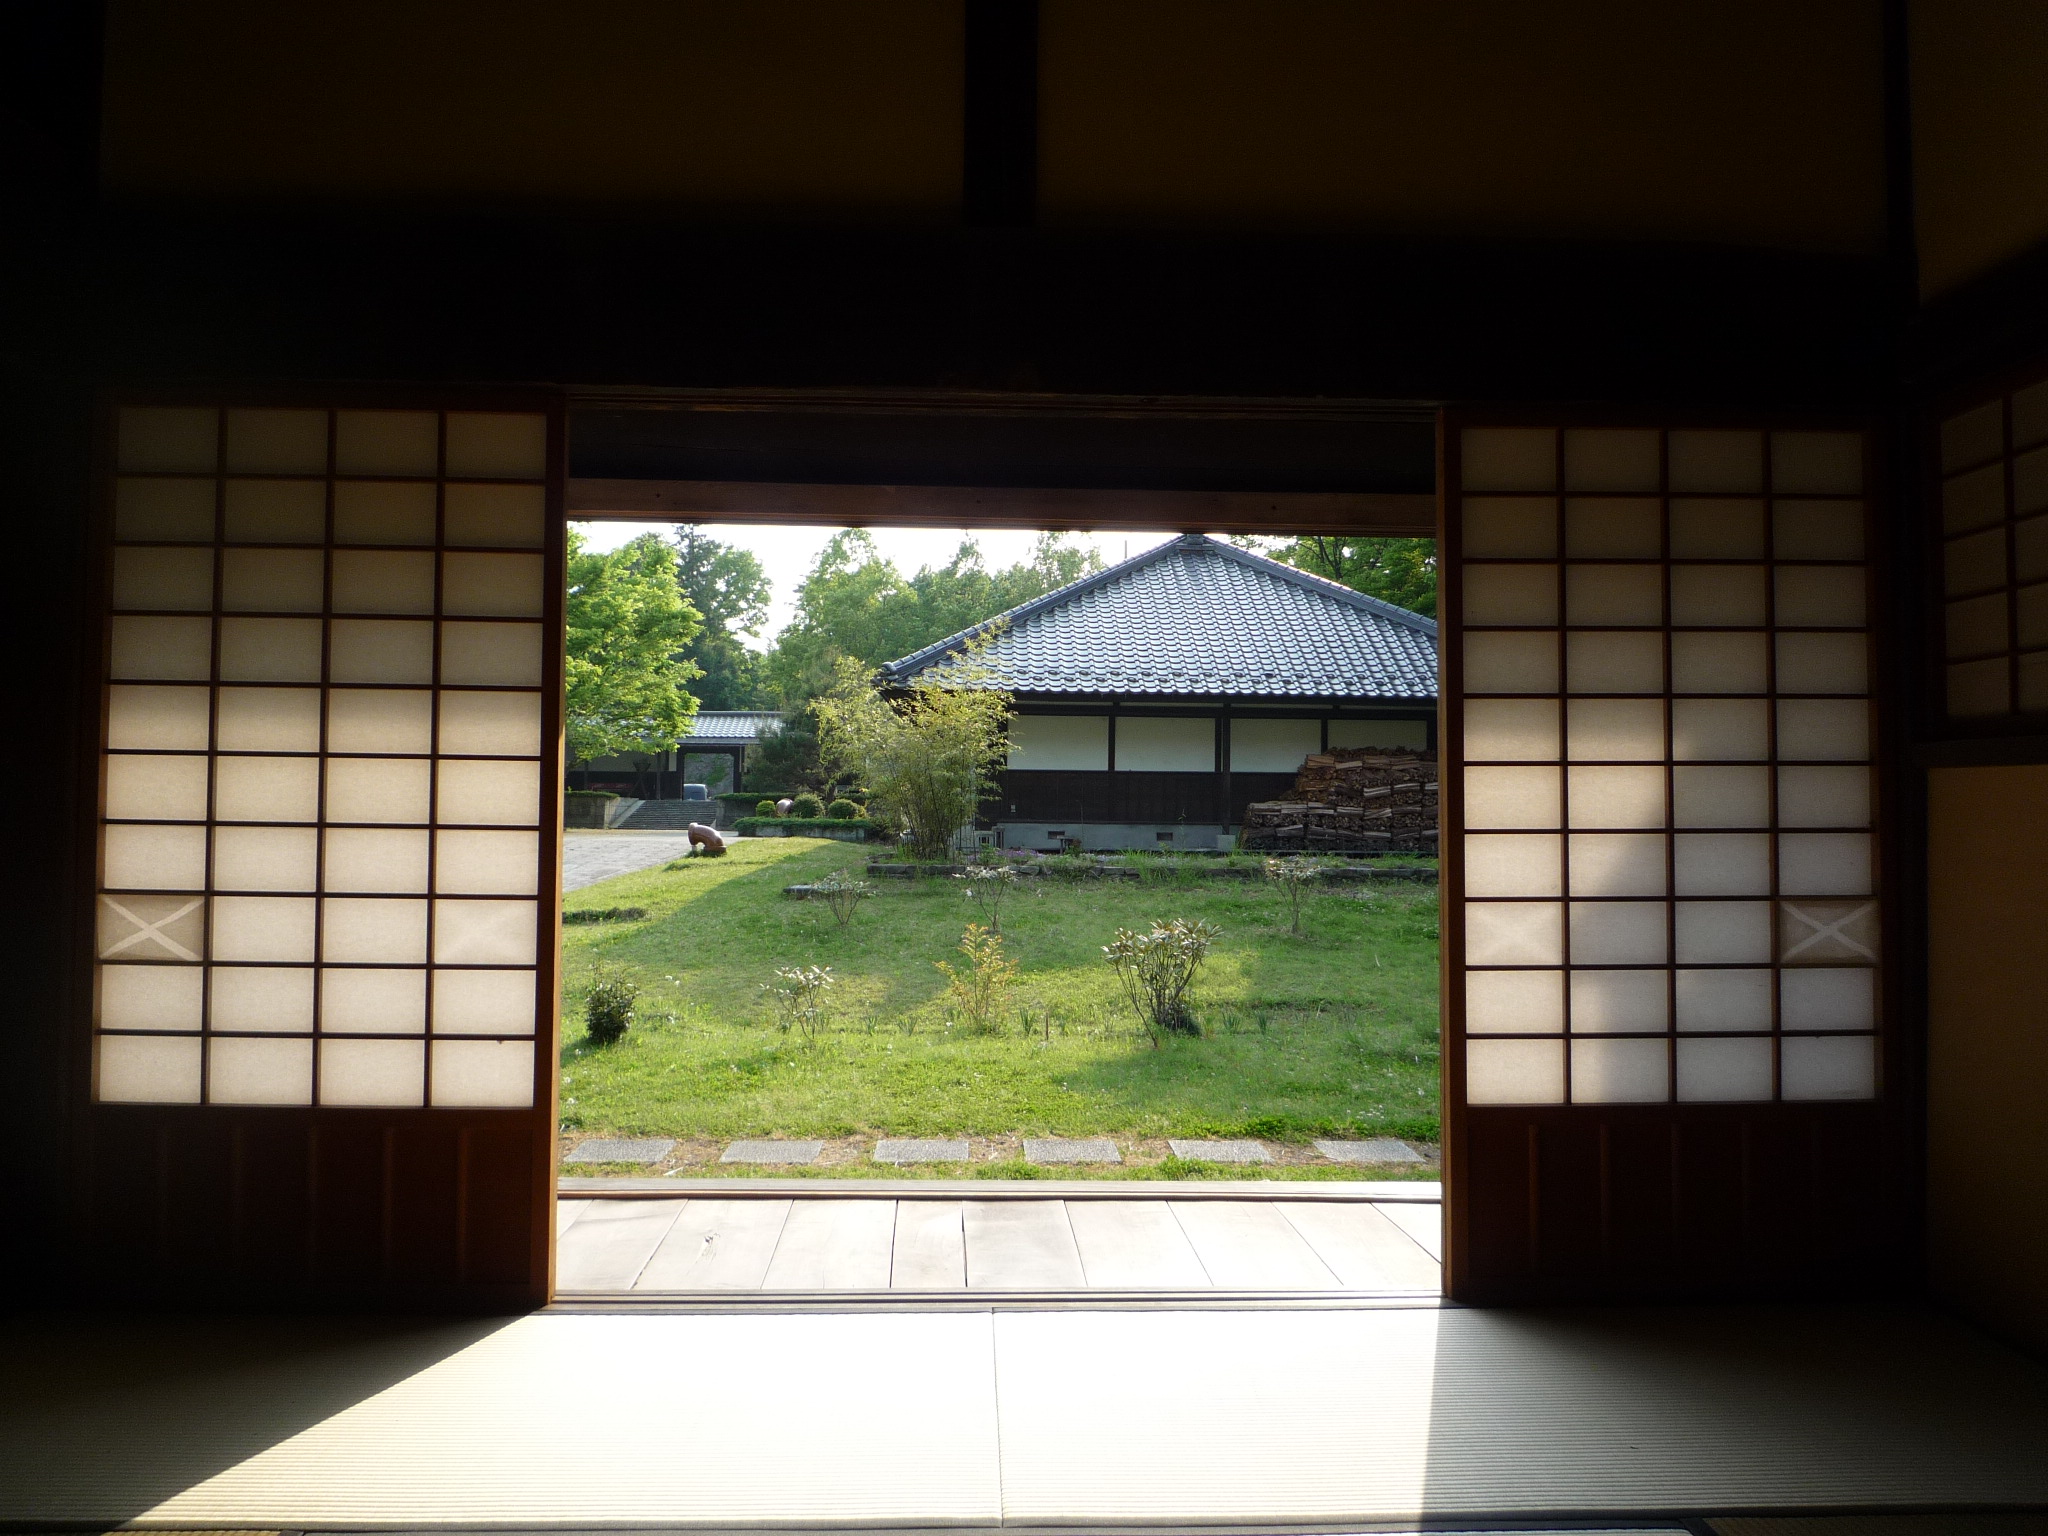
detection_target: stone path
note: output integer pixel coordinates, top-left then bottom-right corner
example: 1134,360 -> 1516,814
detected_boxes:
562,1135 -> 1428,1168
555,1191 -> 1442,1294
562,832 -> 710,892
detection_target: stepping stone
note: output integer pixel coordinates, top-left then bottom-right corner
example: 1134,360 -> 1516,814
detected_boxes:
1315,1137 -> 1426,1165
561,1138 -> 674,1164
873,1138 -> 970,1164
1167,1139 -> 1270,1163
719,1139 -> 824,1165
1024,1137 -> 1121,1165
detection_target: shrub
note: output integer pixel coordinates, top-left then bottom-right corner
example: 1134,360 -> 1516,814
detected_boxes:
811,870 -> 876,929
763,965 -> 833,1043
826,797 -> 861,820
1263,856 -> 1322,935
790,791 -> 826,819
564,906 -> 649,925
953,863 -> 1020,933
934,923 -> 1019,1034
756,798 -> 777,817
1103,918 -> 1221,1046
585,970 -> 640,1046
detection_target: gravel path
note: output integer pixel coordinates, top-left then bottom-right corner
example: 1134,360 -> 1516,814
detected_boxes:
562,832 -> 713,892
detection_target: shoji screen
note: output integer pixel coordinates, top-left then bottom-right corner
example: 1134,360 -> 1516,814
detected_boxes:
1442,418 -> 1899,1302
81,402 -> 562,1305
1935,381 -> 2048,721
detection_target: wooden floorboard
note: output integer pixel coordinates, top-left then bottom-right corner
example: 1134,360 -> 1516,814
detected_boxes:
1275,1199 -> 1440,1290
553,1198 -> 685,1291
962,1200 -> 1087,1290
762,1198 -> 897,1290
555,1198 -> 591,1236
1167,1200 -> 1341,1289
637,1199 -> 792,1291
890,1200 -> 967,1289
1376,1199 -> 1443,1260
1066,1199 -> 1212,1289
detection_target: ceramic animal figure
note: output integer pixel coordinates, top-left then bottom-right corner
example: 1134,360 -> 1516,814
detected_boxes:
687,822 -> 727,855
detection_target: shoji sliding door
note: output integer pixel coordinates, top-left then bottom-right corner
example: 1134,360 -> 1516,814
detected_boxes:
1440,414 -> 1905,1301
78,400 -> 563,1307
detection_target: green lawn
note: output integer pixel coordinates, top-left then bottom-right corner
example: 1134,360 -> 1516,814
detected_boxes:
559,838 -> 1440,1161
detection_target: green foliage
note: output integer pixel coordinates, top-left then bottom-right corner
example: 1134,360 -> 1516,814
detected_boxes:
789,791 -> 825,819
826,797 -> 862,820
1263,856 -> 1323,935
756,798 -> 777,817
742,712 -> 827,793
811,871 -> 876,929
565,529 -> 703,763
934,923 -> 1019,1035
763,965 -> 834,1044
669,526 -> 776,710
1240,535 -> 1437,617
953,863 -> 1021,933
1104,918 -> 1222,1045
585,970 -> 640,1047
812,639 -> 1011,864
733,816 -> 882,836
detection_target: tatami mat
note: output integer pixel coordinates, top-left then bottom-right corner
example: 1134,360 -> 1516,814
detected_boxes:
2,1304 -> 2045,1527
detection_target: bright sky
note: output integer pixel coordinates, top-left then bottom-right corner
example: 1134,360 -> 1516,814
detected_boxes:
572,521 -> 1180,651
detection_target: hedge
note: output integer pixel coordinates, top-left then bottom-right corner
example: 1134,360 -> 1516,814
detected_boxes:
733,816 -> 886,838
564,789 -> 620,801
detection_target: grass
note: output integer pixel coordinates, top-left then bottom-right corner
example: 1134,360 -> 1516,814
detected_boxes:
559,837 -> 1440,1154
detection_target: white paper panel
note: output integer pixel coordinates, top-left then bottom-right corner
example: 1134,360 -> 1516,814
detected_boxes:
109,616 -> 212,680
1675,968 -> 1773,1032
1569,968 -> 1667,1033
443,552 -> 546,617
325,757 -> 432,824
1464,564 -> 1557,626
1463,497 -> 1555,557
434,900 -> 538,964
2018,381 -> 2048,451
1229,718 -> 1321,774
329,619 -> 435,684
1465,1038 -> 1564,1104
439,690 -> 545,756
327,688 -> 433,753
437,759 -> 541,825
1464,902 -> 1563,965
323,827 -> 430,893
1947,658 -> 2010,717
1676,1037 -> 1774,1102
208,1036 -> 314,1105
98,963 -> 204,1031
1325,717 -> 1430,749
1779,833 -> 1874,896
1673,900 -> 1772,964
1566,765 -> 1665,828
1673,765 -> 1769,827
2021,652 -> 2048,712
1780,967 -> 1875,1031
335,410 -> 439,475
2020,583 -> 2048,648
320,1039 -> 425,1107
1670,632 -> 1769,694
1004,713 -> 1108,770
1671,698 -> 1769,761
216,687 -> 322,752
1460,428 -> 1555,492
1569,901 -> 1667,964
1463,631 -> 1559,693
1669,498 -> 1766,559
211,825 -> 318,891
98,1034 -> 202,1103
1463,969 -> 1563,1035
1565,565 -> 1661,626
1777,766 -> 1871,827
208,965 -> 315,1033
1668,430 -> 1763,492
1776,699 -> 1869,760
104,754 -> 209,821
1776,566 -> 1866,628
323,897 -> 430,964
2021,515 -> 2048,580
441,621 -> 544,686
445,412 -> 547,479
99,893 -> 205,962
1770,432 -> 1863,495
210,896 -> 317,962
1463,765 -> 1559,828
1944,594 -> 2006,659
1565,632 -> 1664,694
1567,832 -> 1666,896
430,1039 -> 535,1107
214,756 -> 321,822
320,967 -> 428,1033
1673,832 -> 1771,896
1781,1034 -> 1876,1100
1462,699 -> 1556,760
445,482 -> 547,547
1940,401 -> 2003,473
1774,499 -> 1867,560
334,479 -> 437,545
223,478 -> 327,543
102,823 -> 208,890
116,476 -> 216,541
221,548 -> 324,613
118,407 -> 217,473
436,830 -> 541,894
112,546 -> 214,612
108,684 -> 212,751
1570,1038 -> 1668,1103
432,968 -> 539,1035
1564,498 -> 1660,558
1669,565 -> 1765,627
1113,716 -> 1214,772
332,549 -> 436,614
225,408 -> 327,474
1777,633 -> 1869,694
219,617 -> 323,682
1564,428 -> 1659,491
1463,834 -> 1561,897
1943,528 -> 2006,596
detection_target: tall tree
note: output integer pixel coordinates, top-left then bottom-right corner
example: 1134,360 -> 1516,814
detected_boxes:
1246,536 -> 1438,617
669,526 -> 774,710
564,530 -> 702,764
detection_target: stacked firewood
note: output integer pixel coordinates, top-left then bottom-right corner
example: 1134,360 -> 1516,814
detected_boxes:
1240,748 -> 1439,853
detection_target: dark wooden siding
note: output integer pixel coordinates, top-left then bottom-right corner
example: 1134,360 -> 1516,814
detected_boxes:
990,768 -> 1301,825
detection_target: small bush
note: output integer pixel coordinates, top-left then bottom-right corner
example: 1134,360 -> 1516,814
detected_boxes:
1263,856 -> 1322,934
564,906 -> 649,925
790,791 -> 826,819
953,863 -> 1020,932
826,797 -> 861,819
756,798 -> 777,817
934,923 -> 1019,1035
1104,918 -> 1221,1046
812,870 -> 876,929
763,964 -> 834,1043
585,970 -> 639,1046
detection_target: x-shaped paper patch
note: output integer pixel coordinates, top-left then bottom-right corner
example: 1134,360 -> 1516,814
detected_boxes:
1781,900 -> 1877,962
99,895 -> 203,962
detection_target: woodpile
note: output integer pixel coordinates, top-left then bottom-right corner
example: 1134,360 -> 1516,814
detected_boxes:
1240,748 -> 1439,854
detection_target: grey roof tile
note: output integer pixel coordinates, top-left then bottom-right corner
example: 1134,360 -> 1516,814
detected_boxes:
881,534 -> 1438,700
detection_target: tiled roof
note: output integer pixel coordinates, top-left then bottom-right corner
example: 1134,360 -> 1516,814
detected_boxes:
881,534 -> 1437,700
680,711 -> 784,744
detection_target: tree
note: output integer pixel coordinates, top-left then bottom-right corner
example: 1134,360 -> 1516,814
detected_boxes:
811,642 -> 1012,863
669,526 -> 776,710
1246,536 -> 1437,617
565,529 -> 702,764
